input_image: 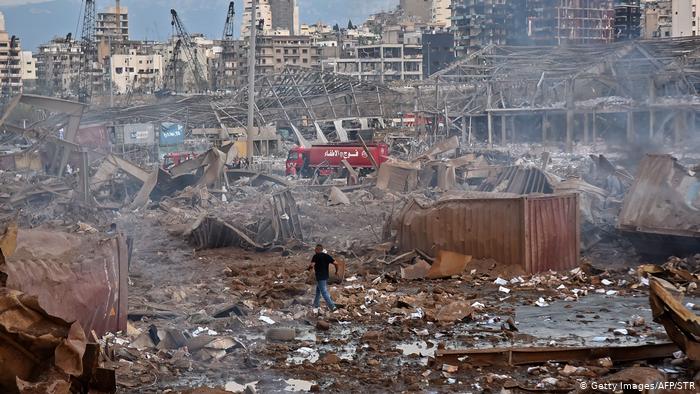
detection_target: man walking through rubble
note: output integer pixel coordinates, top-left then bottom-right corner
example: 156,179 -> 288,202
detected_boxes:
308,244 -> 338,312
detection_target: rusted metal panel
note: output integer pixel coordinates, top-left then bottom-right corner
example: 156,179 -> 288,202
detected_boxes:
619,154 -> 700,238
523,194 -> 580,274
396,194 -> 579,274
4,230 -> 128,337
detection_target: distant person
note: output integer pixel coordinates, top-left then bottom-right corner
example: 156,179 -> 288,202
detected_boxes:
307,244 -> 338,312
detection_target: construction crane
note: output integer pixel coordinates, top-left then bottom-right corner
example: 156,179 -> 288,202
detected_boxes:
222,1 -> 236,40
170,9 -> 208,93
77,0 -> 97,103
167,39 -> 182,93
217,1 -> 235,91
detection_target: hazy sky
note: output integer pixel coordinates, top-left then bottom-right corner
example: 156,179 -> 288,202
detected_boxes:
0,0 -> 399,52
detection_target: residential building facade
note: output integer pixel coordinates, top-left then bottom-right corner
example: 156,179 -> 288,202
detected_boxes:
615,0 -> 642,40
0,12 -> 22,96
331,44 -> 423,83
431,0 -> 452,28
671,0 -> 700,37
35,37 -> 82,97
96,6 -> 129,43
451,0 -> 527,56
254,35 -> 320,75
241,0 -> 273,37
109,51 -> 163,94
270,0 -> 300,35
19,51 -> 36,92
642,0 -> 672,38
527,0 -> 615,45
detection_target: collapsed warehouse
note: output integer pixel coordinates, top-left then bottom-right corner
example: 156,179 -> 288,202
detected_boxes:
0,38 -> 699,393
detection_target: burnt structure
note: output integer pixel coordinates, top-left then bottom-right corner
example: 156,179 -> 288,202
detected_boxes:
527,0 -> 615,45
614,0 -> 642,40
422,32 -> 455,78
451,0 -> 527,56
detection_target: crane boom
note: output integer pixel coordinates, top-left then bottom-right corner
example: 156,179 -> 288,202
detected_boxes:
78,0 -> 97,103
222,1 -> 235,41
170,9 -> 208,93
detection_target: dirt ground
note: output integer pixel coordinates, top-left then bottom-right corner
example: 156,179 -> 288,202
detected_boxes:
108,207 -> 700,393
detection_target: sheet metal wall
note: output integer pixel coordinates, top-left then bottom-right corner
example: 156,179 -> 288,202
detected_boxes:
396,194 -> 580,274
619,154 -> 700,237
5,230 -> 128,336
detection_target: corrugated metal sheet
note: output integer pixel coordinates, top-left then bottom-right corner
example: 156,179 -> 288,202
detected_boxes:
396,194 -> 580,274
619,154 -> 700,238
478,166 -> 556,194
4,230 -> 128,336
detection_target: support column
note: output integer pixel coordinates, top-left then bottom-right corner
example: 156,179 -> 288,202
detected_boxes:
468,116 -> 473,145
566,110 -> 574,151
626,111 -> 635,143
565,79 -> 575,152
674,110 -> 687,146
461,116 -> 467,146
487,83 -> 493,147
583,113 -> 590,144
592,112 -> 597,143
649,78 -> 656,140
542,113 -> 548,145
501,116 -> 507,145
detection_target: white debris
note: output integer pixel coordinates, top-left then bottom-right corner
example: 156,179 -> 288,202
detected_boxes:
605,290 -> 618,296
601,279 -> 613,286
471,301 -> 485,310
259,315 -> 276,325
613,328 -> 628,336
498,286 -> 511,294
494,277 -> 508,286
535,297 -> 549,307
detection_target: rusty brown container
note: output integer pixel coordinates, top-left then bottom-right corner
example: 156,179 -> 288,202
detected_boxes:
396,194 -> 580,274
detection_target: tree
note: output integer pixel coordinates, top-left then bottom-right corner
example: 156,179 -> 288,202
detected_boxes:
333,23 -> 340,32
347,20 -> 354,30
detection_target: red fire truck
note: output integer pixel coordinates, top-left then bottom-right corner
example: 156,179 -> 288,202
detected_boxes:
285,143 -> 389,177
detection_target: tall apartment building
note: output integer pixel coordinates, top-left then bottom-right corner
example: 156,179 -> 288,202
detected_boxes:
331,44 -> 423,83
109,50 -> 163,94
253,35 -> 320,76
270,0 -> 300,35
0,12 -> 22,96
615,0 -> 642,40
400,0 -> 451,27
642,0 -> 672,38
671,0 -> 700,36
35,37 -> 81,97
19,51 -> 37,92
431,0 -> 452,28
451,0 -> 527,56
241,0 -> 273,37
527,0 -> 615,45
96,6 -> 129,42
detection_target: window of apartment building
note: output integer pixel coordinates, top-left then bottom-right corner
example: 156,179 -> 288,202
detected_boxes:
276,49 -> 281,53
116,67 -> 123,74
129,67 -> 134,72
293,58 -> 297,64
302,49 -> 308,54
277,59 -> 282,63
292,49 -> 297,54
284,49 -> 289,54
303,58 -> 308,64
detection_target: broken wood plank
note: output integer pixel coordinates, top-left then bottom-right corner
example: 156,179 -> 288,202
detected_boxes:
436,343 -> 680,366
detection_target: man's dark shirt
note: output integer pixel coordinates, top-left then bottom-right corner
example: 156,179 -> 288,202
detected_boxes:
311,252 -> 334,281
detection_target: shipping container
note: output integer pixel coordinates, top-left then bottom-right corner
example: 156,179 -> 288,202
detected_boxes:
395,194 -> 580,274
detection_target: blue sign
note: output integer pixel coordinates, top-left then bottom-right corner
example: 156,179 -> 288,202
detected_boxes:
160,123 -> 184,146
